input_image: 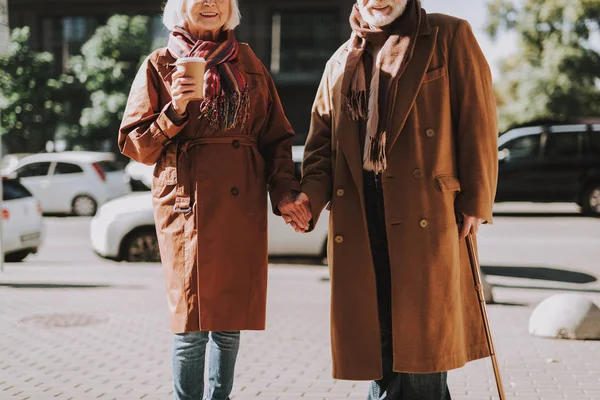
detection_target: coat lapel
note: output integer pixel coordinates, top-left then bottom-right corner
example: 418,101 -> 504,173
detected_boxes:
385,24 -> 439,153
333,50 -> 366,194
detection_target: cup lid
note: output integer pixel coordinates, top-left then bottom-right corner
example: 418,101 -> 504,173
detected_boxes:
175,57 -> 206,63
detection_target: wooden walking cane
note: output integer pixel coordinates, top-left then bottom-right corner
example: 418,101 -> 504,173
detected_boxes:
465,233 -> 507,400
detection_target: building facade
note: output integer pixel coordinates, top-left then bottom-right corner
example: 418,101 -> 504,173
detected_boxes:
7,0 -> 354,143
0,0 -> 8,53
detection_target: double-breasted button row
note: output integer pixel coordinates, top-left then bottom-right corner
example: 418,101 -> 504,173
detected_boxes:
426,128 -> 436,138
334,235 -> 344,244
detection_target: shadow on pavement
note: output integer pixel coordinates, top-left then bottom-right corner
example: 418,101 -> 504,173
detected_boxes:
492,284 -> 600,294
482,266 -> 597,284
269,256 -> 326,266
492,211 -> 585,218
488,302 -> 528,307
0,283 -> 111,289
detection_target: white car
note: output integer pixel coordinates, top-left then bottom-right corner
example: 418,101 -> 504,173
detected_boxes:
91,192 -> 329,262
2,178 -> 45,262
91,146 -> 330,262
5,152 -> 132,216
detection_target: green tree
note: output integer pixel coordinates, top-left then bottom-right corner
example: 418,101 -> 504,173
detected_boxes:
486,0 -> 600,131
61,15 -> 153,151
0,27 -> 62,153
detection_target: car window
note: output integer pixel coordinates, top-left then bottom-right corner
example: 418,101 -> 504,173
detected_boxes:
54,162 -> 84,175
503,134 -> 541,160
16,162 -> 51,178
97,160 -> 124,173
584,131 -> 600,156
2,179 -> 33,200
544,132 -> 581,158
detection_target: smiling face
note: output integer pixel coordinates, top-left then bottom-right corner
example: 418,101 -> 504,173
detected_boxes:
357,0 -> 409,28
183,0 -> 231,39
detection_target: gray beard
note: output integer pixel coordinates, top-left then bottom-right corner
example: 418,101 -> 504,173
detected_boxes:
359,0 -> 408,28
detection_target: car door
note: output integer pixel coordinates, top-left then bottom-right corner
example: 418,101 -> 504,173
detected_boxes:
46,162 -> 86,212
581,125 -> 600,192
96,160 -> 131,199
15,162 -> 52,210
497,130 -> 544,202
538,125 -> 586,202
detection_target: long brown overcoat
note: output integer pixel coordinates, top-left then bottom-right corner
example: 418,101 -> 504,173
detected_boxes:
118,44 -> 299,333
301,10 -> 499,380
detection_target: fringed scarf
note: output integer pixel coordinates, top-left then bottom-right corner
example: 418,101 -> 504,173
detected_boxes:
341,0 -> 422,173
168,27 -> 249,131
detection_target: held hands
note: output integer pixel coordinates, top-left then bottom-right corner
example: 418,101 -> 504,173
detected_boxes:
278,191 -> 312,233
457,213 -> 484,240
170,68 -> 201,115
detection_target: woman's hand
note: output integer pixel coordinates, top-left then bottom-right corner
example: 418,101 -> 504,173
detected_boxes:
170,67 -> 200,115
279,192 -> 312,233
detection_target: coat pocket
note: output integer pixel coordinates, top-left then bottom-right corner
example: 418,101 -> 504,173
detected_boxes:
423,66 -> 447,84
152,144 -> 178,197
435,175 -> 461,192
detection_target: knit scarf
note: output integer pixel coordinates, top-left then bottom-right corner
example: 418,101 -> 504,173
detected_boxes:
168,27 -> 249,131
342,0 -> 421,173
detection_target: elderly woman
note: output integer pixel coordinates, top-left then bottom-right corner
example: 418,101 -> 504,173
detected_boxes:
118,0 -> 310,398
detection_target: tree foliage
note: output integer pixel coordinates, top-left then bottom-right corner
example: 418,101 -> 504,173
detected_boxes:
60,15 -> 152,150
0,27 -> 62,153
486,0 -> 600,131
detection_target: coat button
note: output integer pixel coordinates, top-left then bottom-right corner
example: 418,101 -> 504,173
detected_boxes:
419,219 -> 429,228
336,188 -> 345,197
413,169 -> 423,179
334,235 -> 344,244
232,140 -> 240,149
426,128 -> 436,138
231,187 -> 239,196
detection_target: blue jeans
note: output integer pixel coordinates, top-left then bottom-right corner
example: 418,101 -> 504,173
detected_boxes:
364,171 -> 451,400
172,331 -> 240,400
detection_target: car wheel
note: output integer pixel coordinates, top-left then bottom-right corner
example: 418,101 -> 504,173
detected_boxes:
5,250 -> 31,263
582,184 -> 600,217
72,195 -> 97,216
123,229 -> 161,263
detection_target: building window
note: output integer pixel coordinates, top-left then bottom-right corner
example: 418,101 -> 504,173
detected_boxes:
270,9 -> 341,83
61,16 -> 102,56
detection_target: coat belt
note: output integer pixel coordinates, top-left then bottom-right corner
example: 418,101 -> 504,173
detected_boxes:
174,136 -> 258,213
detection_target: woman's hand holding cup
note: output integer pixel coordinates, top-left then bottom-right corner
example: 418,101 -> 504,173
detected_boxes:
170,68 -> 199,115
170,57 -> 206,115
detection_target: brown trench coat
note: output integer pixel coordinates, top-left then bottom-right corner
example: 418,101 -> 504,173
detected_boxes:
301,11 -> 499,380
118,45 -> 299,333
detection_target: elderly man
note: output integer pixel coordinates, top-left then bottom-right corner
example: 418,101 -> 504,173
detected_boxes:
285,0 -> 498,398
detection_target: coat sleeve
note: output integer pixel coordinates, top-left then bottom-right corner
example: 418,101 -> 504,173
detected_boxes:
449,21 -> 498,224
300,61 -> 334,231
118,57 -> 189,165
257,65 -> 301,215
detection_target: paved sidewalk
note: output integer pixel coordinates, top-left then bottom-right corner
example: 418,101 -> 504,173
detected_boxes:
0,260 -> 599,400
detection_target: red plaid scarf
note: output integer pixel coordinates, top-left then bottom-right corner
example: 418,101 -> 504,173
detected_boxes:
168,27 -> 250,131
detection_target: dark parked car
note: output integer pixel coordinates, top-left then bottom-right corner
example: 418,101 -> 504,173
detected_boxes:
496,120 -> 600,216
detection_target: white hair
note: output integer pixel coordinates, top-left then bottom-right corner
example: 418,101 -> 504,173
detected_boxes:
162,0 -> 241,31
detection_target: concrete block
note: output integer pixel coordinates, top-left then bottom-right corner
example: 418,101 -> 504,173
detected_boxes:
529,294 -> 600,340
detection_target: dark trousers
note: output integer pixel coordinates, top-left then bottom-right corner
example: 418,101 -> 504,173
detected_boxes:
363,171 -> 451,400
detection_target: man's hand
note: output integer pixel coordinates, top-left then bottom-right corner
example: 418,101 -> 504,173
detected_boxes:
457,213 -> 484,240
278,191 -> 311,232
280,192 -> 312,233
